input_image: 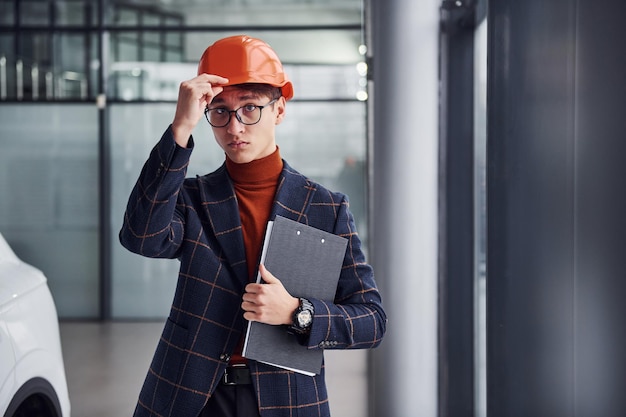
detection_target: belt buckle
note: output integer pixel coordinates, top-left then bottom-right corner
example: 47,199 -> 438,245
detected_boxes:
223,364 -> 247,385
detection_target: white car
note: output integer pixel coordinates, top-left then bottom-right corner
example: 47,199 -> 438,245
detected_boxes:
0,233 -> 70,417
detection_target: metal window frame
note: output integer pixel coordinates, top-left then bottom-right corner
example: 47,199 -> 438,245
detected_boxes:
438,0 -> 486,416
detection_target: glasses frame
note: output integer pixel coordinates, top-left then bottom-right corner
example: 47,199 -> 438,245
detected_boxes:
204,98 -> 279,128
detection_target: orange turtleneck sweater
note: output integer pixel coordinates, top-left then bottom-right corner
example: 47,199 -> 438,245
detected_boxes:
225,147 -> 283,364
226,147 -> 283,280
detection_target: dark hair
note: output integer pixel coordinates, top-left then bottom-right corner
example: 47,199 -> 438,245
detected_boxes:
233,83 -> 282,100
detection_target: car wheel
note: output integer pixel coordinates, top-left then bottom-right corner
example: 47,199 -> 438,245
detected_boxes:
4,377 -> 62,417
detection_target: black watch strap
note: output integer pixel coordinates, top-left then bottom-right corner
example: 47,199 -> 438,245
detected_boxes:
288,297 -> 314,335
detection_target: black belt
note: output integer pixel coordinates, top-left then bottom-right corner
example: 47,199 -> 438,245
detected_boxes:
222,364 -> 252,385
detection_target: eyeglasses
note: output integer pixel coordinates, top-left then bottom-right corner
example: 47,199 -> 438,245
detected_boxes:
204,98 -> 278,128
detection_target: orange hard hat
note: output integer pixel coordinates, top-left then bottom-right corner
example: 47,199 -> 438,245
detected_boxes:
197,35 -> 294,101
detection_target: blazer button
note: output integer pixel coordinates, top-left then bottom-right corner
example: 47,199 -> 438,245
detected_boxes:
219,353 -> 231,362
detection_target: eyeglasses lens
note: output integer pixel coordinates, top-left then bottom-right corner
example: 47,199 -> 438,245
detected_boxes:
207,106 -> 261,127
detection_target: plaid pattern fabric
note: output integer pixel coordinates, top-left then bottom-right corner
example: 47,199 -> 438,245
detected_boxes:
120,126 -> 386,417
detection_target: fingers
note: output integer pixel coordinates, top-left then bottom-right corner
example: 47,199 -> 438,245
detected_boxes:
258,264 -> 278,284
179,74 -> 229,108
241,290 -> 269,323
244,265 -> 279,297
192,74 -> 230,108
171,74 -> 230,146
242,265 -> 297,325
191,74 -> 230,104
197,73 -> 229,85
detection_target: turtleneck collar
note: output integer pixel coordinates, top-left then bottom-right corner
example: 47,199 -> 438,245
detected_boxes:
225,146 -> 283,184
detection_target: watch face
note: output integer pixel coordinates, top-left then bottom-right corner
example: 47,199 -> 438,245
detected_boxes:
297,310 -> 312,327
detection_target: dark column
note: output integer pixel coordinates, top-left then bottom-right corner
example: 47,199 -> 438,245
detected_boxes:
575,2 -> 626,415
438,1 -> 485,415
487,1 -> 626,416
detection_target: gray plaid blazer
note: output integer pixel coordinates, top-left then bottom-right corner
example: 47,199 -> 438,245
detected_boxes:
120,127 -> 386,417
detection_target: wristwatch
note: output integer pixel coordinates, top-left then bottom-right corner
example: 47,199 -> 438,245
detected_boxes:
289,298 -> 314,334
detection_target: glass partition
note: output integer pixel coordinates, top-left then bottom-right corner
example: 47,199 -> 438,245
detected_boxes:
0,0 -> 369,321
0,104 -> 100,318
104,0 -> 362,27
108,60 -> 364,101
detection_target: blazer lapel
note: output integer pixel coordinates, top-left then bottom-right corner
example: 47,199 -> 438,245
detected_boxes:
197,165 -> 248,284
197,161 -> 317,286
271,161 -> 318,223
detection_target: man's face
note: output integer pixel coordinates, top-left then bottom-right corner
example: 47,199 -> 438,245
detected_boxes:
209,86 -> 285,164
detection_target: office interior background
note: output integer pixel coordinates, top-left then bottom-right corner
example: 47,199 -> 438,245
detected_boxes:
1,0 -> 626,416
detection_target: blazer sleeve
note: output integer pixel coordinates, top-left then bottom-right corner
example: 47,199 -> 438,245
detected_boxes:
305,195 -> 387,351
119,126 -> 193,259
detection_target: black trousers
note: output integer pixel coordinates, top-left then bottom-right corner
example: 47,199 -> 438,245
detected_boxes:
199,382 -> 261,417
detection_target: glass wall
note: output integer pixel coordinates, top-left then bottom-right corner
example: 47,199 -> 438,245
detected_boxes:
0,104 -> 100,318
0,0 -> 369,320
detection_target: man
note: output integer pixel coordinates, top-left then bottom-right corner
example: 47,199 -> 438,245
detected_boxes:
119,35 -> 386,417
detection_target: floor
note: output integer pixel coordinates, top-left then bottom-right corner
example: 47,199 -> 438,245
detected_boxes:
59,321 -> 368,417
